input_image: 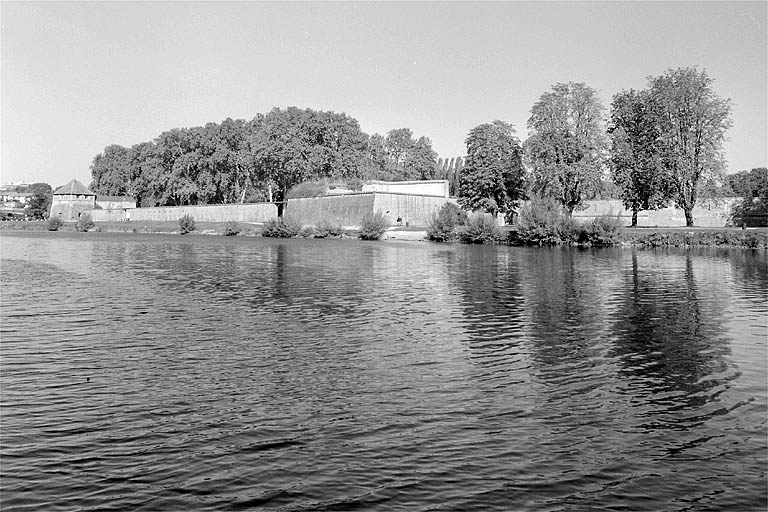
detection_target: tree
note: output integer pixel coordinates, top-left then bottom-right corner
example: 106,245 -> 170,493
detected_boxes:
365,128 -> 437,181
525,82 -> 608,216
25,182 -> 53,220
251,107 -> 369,211
458,120 -> 525,219
90,145 -> 130,196
648,68 -> 732,226
609,89 -> 673,226
728,167 -> 768,226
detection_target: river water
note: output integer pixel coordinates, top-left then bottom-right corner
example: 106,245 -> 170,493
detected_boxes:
1,232 -> 766,511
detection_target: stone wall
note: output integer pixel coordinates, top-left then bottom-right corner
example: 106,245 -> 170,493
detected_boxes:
568,198 -> 740,227
286,192 -> 448,228
50,196 -> 96,222
286,194 -> 376,227
89,209 -> 129,222
362,180 -> 449,199
85,203 -> 278,223
372,193 -> 448,226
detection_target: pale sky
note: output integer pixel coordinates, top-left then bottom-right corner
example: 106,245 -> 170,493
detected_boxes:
1,1 -> 766,188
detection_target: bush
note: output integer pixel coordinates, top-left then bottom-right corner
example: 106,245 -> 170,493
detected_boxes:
262,216 -> 302,238
458,213 -> 502,244
314,219 -> 342,238
224,220 -> 241,236
513,196 -> 577,245
47,216 -> 63,231
512,196 -> 562,245
75,213 -> 95,232
179,214 -> 196,234
427,203 -> 467,242
582,215 -> 624,246
359,210 -> 388,240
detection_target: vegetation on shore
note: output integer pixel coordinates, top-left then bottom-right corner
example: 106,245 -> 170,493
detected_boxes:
3,218 -> 765,249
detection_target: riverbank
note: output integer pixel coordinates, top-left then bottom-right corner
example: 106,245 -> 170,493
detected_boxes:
1,220 -> 766,248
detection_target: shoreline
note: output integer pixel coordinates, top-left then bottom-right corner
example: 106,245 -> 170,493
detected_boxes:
1,220 -> 766,249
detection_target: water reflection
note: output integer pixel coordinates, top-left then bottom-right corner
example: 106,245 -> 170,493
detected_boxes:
611,250 -> 731,394
1,233 -> 765,511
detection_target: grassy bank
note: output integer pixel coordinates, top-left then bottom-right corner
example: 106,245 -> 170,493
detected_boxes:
1,220 -> 765,248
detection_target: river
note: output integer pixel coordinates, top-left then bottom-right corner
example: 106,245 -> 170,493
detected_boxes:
1,232 -> 766,511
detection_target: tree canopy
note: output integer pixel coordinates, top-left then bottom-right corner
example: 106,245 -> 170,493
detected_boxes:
89,108 -> 439,208
525,82 -> 608,216
609,89 -> 673,226
458,120 -> 525,218
648,67 -> 732,226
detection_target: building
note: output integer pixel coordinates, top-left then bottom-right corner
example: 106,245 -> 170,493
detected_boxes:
49,179 -> 96,222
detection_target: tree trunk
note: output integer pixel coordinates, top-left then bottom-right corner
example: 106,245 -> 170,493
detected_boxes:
631,209 -> 638,227
684,207 -> 694,227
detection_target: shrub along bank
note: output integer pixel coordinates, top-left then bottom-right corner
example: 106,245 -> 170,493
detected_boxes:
1,218 -> 765,248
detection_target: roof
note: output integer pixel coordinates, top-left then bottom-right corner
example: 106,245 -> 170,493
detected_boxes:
53,179 -> 94,196
97,195 -> 135,202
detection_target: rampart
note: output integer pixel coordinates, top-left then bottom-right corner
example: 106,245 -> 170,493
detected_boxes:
286,192 -> 448,227
85,203 -> 278,223
570,198 -> 740,227
362,180 -> 449,199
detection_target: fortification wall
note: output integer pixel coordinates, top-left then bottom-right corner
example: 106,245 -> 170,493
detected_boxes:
286,192 -> 448,227
362,180 -> 449,198
50,197 -> 96,222
87,203 -> 278,223
88,209 -> 128,222
129,203 -> 277,222
287,194 -> 376,227
372,193 -> 448,226
569,198 -> 739,227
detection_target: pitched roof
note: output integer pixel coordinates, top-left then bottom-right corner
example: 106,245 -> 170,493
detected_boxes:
53,179 -> 94,196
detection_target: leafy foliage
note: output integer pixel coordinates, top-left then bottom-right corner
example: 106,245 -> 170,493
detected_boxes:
76,213 -> 95,232
512,197 -> 622,246
582,215 -> 624,246
459,120 -> 525,218
179,214 -> 196,234
359,210 -> 388,240
23,183 -> 53,220
367,128 -> 439,181
427,202 -> 467,242
458,214 -> 502,244
314,219 -> 342,238
261,216 -> 303,238
512,196 -> 577,245
525,82 -> 608,216
648,68 -> 732,226
224,220 -> 241,236
47,216 -> 63,231
609,89 -> 673,225
727,167 -> 767,227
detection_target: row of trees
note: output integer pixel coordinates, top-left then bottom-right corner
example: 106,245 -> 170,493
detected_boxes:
90,108 -> 439,210
458,68 -> 736,227
88,67 -> 754,227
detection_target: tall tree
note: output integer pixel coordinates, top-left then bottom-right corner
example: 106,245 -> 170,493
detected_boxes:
728,167 -> 768,227
24,182 -> 53,220
648,67 -> 732,226
525,82 -> 608,216
609,89 -> 673,226
458,120 -> 525,219
90,144 -> 131,196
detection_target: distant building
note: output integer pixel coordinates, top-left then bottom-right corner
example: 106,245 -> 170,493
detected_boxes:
50,180 -> 96,222
0,191 -> 32,207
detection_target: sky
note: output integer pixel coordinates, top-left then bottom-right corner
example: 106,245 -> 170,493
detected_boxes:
1,1 -> 766,188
